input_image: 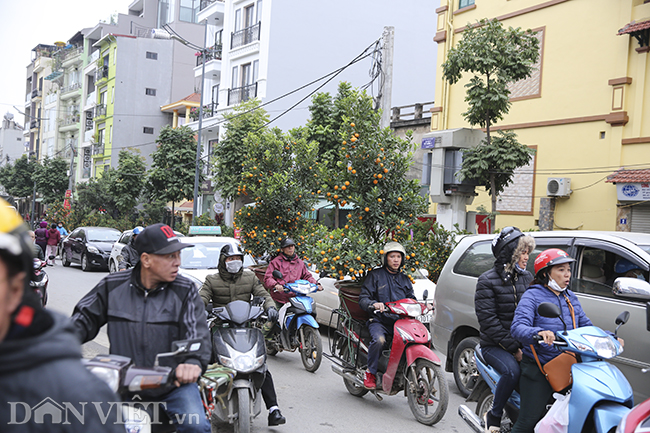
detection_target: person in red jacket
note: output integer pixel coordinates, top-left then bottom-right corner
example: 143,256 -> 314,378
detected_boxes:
45,223 -> 60,266
263,238 -> 322,307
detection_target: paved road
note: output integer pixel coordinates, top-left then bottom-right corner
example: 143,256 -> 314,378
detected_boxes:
45,260 -> 475,433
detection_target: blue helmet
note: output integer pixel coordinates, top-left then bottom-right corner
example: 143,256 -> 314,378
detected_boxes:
133,226 -> 144,235
615,258 -> 641,274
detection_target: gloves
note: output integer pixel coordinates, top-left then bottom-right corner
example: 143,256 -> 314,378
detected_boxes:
267,307 -> 278,322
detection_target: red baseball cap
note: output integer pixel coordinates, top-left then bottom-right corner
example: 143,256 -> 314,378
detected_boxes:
135,224 -> 193,255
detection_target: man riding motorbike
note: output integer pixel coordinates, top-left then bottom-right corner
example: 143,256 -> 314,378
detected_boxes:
199,244 -> 286,427
118,226 -> 144,271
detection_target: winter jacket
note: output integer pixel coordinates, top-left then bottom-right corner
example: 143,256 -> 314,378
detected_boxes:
71,264 -> 211,395
46,228 -> 61,246
0,309 -> 123,432
200,251 -> 275,311
117,241 -> 139,270
34,227 -> 48,250
475,266 -> 533,353
511,284 -> 592,364
359,267 -> 415,325
56,226 -> 68,236
264,253 -> 318,304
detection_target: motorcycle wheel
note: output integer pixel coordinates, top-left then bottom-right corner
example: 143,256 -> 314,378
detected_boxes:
475,388 -> 516,433
406,359 -> 449,426
81,253 -> 90,272
453,336 -> 480,397
235,387 -> 250,433
340,345 -> 368,397
62,250 -> 71,267
300,326 -> 322,372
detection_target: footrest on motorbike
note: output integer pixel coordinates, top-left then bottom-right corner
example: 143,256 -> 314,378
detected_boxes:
372,391 -> 383,401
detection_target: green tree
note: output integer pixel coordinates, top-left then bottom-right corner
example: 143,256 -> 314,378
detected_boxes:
212,99 -> 269,203
147,125 -> 202,229
442,18 -> 539,227
0,155 -> 37,198
75,170 -> 118,216
109,150 -> 146,216
33,157 -> 69,205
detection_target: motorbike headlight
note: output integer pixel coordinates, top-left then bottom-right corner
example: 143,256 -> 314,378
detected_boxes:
403,303 -> 423,318
88,366 -> 120,392
220,346 -> 263,373
87,246 -> 100,254
582,334 -> 622,359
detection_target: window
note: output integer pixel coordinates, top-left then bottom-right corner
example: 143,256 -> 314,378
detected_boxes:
211,84 -> 219,108
252,60 -> 259,83
459,0 -> 474,8
256,0 -> 263,22
454,241 -> 493,278
158,0 -> 170,27
109,125 -> 112,143
145,88 -> 157,96
244,4 -> 255,28
232,66 -> 239,88
180,0 -> 199,23
234,8 -> 242,32
146,51 -> 158,60
143,127 -> 154,134
110,86 -> 114,103
242,63 -> 252,86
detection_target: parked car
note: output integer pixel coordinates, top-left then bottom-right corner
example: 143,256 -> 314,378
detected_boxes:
177,236 -> 256,289
109,228 -> 184,273
310,268 -> 437,328
432,230 -> 650,403
61,227 -> 121,272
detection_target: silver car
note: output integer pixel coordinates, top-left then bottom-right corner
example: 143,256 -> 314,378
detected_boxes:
432,231 -> 650,403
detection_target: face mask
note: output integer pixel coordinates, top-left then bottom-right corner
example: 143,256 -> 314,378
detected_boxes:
548,277 -> 567,292
225,260 -> 243,274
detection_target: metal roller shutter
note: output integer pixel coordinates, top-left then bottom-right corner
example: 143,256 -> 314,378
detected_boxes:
631,203 -> 650,234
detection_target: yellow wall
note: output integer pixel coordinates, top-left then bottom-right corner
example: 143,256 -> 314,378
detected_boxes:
432,0 -> 650,232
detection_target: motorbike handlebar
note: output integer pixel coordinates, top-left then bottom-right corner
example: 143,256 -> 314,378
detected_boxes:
532,334 -> 568,346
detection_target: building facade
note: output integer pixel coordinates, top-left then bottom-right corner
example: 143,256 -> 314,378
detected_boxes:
429,0 -> 650,232
0,113 -> 25,167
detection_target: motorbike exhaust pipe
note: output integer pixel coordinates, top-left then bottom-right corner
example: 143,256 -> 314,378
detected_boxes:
458,404 -> 483,433
331,364 -> 364,388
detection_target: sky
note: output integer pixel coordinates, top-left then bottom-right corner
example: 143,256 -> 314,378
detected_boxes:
0,0 -> 440,130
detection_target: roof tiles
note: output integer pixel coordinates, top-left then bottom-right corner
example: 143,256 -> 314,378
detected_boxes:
606,168 -> 650,183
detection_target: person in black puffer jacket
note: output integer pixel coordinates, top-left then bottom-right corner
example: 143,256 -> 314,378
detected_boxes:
475,227 -> 535,432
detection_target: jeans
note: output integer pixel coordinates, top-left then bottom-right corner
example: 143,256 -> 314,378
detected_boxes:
367,320 -> 394,375
160,383 -> 211,433
511,356 -> 554,433
481,345 -> 520,418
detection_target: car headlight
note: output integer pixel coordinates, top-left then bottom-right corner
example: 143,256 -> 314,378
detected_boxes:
219,346 -> 264,373
87,246 -> 100,254
580,334 -> 622,359
88,366 -> 120,392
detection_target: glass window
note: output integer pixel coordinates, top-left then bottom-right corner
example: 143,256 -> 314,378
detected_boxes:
143,127 -> 154,134
244,4 -> 255,28
454,241 -> 493,278
232,66 -> 239,88
180,0 -> 198,23
242,63 -> 251,86
145,88 -> 157,96
256,0 -> 262,22
459,0 -> 474,8
158,0 -> 170,27
146,52 -> 158,60
252,60 -> 259,83
234,8 -> 241,32
87,228 -> 120,242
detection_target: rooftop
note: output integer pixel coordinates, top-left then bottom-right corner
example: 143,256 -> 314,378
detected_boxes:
606,168 -> 650,183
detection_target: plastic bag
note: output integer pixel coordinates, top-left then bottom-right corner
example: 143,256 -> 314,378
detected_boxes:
534,392 -> 570,433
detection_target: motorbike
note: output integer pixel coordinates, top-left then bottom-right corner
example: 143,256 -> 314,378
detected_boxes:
30,255 -> 54,306
326,289 -> 449,426
459,302 -> 633,433
208,299 -> 267,433
265,270 -> 323,372
84,338 -> 206,433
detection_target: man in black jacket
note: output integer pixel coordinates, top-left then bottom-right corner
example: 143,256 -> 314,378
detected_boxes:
0,199 -> 122,432
72,223 -> 211,433
475,227 -> 535,432
117,226 -> 143,271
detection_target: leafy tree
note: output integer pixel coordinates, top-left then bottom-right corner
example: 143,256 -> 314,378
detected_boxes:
147,125 -> 202,229
33,157 -> 69,205
212,99 -> 269,204
75,170 -> 118,216
108,150 -> 147,216
442,18 -> 539,227
234,128 -> 320,258
0,155 -> 37,198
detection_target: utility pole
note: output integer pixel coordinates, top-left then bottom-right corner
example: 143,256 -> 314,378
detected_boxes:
379,26 -> 394,129
192,18 -> 209,226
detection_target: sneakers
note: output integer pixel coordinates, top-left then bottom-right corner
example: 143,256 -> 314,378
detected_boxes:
268,409 -> 286,426
484,411 -> 501,433
363,371 -> 376,389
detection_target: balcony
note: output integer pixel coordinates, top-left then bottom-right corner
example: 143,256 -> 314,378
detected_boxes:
94,104 -> 107,118
31,88 -> 42,99
94,65 -> 109,83
196,43 -> 223,66
85,91 -> 97,109
231,22 -> 260,49
59,114 -> 80,132
189,103 -> 217,121
30,120 -> 40,130
92,142 -> 104,156
61,47 -> 83,67
200,0 -> 224,11
61,82 -> 81,95
228,82 -> 257,106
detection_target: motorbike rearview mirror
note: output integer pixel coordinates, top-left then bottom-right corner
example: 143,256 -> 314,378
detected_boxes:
206,302 -> 213,313
538,302 -> 568,334
614,310 -> 630,337
422,289 -> 428,301
272,270 -> 283,279
252,296 -> 265,307
154,339 -> 203,367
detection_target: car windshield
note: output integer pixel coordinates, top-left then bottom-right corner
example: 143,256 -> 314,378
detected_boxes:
639,245 -> 650,255
87,229 -> 120,242
180,242 -> 255,269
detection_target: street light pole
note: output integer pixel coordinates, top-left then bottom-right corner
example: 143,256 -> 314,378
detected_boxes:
192,18 -> 209,226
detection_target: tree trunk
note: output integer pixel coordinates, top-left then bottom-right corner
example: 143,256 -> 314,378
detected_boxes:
490,172 -> 497,232
334,202 -> 340,228
171,201 -> 175,230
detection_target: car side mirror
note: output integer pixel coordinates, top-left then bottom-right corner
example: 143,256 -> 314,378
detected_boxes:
613,278 -> 650,301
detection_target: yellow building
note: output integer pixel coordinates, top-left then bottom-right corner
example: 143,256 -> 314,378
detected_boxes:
431,0 -> 650,232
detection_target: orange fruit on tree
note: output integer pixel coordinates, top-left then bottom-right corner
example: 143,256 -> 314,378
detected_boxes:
351,137 -> 357,142
354,133 -> 359,138
365,207 -> 370,212
373,180 -> 378,184
350,122 -> 355,127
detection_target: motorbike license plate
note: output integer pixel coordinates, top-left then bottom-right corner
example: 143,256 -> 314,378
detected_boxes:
417,313 -> 432,323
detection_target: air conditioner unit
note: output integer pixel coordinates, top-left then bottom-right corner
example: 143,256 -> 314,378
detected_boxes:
547,177 -> 571,197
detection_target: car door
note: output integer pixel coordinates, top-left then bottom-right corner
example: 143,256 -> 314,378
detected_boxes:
66,229 -> 80,262
571,238 -> 650,403
73,229 -> 86,262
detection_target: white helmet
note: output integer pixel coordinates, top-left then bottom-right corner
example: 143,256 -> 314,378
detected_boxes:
382,241 -> 406,269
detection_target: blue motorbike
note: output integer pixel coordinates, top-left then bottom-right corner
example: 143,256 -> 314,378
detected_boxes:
265,270 -> 322,372
459,302 -> 632,433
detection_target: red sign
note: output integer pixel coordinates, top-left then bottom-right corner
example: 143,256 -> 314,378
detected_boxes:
65,189 -> 72,199
234,228 -> 241,239
63,199 -> 71,210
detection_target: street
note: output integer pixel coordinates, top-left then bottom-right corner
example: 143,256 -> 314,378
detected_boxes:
45,260 -> 474,433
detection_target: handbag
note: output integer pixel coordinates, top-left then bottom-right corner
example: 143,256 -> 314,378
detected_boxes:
530,294 -> 578,392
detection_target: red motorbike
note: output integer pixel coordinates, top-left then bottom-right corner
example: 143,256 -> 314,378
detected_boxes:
327,288 -> 448,425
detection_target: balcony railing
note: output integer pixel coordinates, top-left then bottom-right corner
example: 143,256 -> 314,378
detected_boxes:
61,46 -> 83,62
94,65 -> 109,82
200,0 -> 224,11
59,114 -> 80,127
31,88 -> 42,99
61,82 -> 81,95
228,82 -> 257,106
196,43 -> 223,66
189,103 -> 217,121
94,104 -> 107,118
30,120 -> 39,130
231,22 -> 261,49
92,143 -> 104,156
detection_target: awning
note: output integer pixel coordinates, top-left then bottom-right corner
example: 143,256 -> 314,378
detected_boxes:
618,19 -> 650,35
606,168 -> 650,184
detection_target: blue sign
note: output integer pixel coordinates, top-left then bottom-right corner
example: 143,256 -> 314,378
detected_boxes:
620,218 -> 627,225
621,184 -> 640,198
421,136 -> 438,149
